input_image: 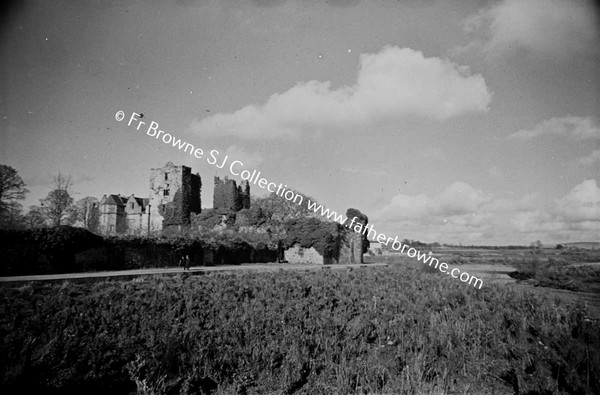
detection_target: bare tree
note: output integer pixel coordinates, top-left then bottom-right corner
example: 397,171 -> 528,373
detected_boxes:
24,205 -> 47,228
39,173 -> 76,227
52,173 -> 73,193
74,196 -> 100,232
0,201 -> 24,229
0,164 -> 29,215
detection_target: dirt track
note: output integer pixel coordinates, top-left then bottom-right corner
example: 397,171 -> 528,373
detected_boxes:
0,262 -> 388,284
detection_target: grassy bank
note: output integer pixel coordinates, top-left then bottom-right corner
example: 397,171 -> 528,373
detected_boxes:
1,265 -> 599,394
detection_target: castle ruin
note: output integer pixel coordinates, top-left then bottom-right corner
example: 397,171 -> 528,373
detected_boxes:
99,162 -> 247,235
96,162 -> 366,265
213,176 -> 250,212
148,162 -> 201,231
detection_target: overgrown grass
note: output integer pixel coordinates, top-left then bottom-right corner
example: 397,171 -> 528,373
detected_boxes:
369,249 -> 600,295
511,260 -> 600,295
1,266 -> 599,394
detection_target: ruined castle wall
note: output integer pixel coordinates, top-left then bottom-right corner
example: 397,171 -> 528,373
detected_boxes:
149,162 -> 182,230
284,244 -> 324,264
238,180 -> 251,210
338,208 -> 368,264
190,172 -> 202,214
213,176 -> 240,211
146,162 -> 202,231
339,232 -> 364,264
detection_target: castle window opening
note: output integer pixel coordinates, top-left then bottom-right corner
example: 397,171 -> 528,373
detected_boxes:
164,173 -> 168,181
163,189 -> 169,196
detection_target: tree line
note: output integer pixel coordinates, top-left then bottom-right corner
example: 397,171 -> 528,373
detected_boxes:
0,164 -> 99,232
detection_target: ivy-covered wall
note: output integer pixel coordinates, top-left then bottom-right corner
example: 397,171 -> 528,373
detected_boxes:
213,177 -> 250,212
281,209 -> 369,265
340,208 -> 368,264
282,218 -> 343,263
161,187 -> 187,227
213,177 -> 240,211
0,226 -> 277,276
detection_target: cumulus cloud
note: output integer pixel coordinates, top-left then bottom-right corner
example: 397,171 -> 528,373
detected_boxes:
224,145 -> 264,168
460,0 -> 599,58
513,180 -> 600,234
579,149 -> 600,167
508,116 -> 600,140
556,179 -> 600,223
189,46 -> 491,139
373,182 -> 490,222
372,180 -> 599,244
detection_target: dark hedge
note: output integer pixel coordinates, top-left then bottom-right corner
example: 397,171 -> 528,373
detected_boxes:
0,227 -> 277,276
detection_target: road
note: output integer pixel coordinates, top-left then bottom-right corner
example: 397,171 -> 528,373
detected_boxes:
0,262 -> 389,284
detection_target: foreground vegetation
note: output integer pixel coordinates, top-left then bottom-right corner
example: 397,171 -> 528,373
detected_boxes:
1,264 -> 599,394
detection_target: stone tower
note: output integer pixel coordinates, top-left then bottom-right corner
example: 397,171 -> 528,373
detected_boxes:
213,176 -> 250,212
344,208 -> 368,264
238,180 -> 251,210
148,162 -> 201,231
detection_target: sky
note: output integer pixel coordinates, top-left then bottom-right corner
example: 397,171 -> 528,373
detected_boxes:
1,0 -> 599,245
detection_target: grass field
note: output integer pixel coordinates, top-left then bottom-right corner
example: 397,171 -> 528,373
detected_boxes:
1,257 -> 599,394
368,247 -> 600,294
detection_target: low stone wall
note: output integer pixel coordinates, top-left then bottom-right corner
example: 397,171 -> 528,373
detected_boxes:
284,244 -> 324,264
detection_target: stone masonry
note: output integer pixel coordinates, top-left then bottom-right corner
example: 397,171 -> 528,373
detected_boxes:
213,176 -> 250,212
99,162 -> 202,235
148,162 -> 201,231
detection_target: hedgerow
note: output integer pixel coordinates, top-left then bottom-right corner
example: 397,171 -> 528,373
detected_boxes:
0,227 -> 278,275
0,226 -> 104,274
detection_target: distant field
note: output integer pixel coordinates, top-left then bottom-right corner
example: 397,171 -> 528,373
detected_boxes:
366,247 -> 600,317
368,246 -> 600,268
1,261 -> 599,394
561,242 -> 600,250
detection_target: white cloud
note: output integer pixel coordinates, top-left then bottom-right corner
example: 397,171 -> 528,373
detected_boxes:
371,179 -> 599,244
373,181 -> 490,222
508,116 -> 600,141
224,145 -> 264,168
189,46 -> 491,139
556,179 -> 600,223
579,149 -> 600,167
461,0 -> 599,58
437,182 -> 490,216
